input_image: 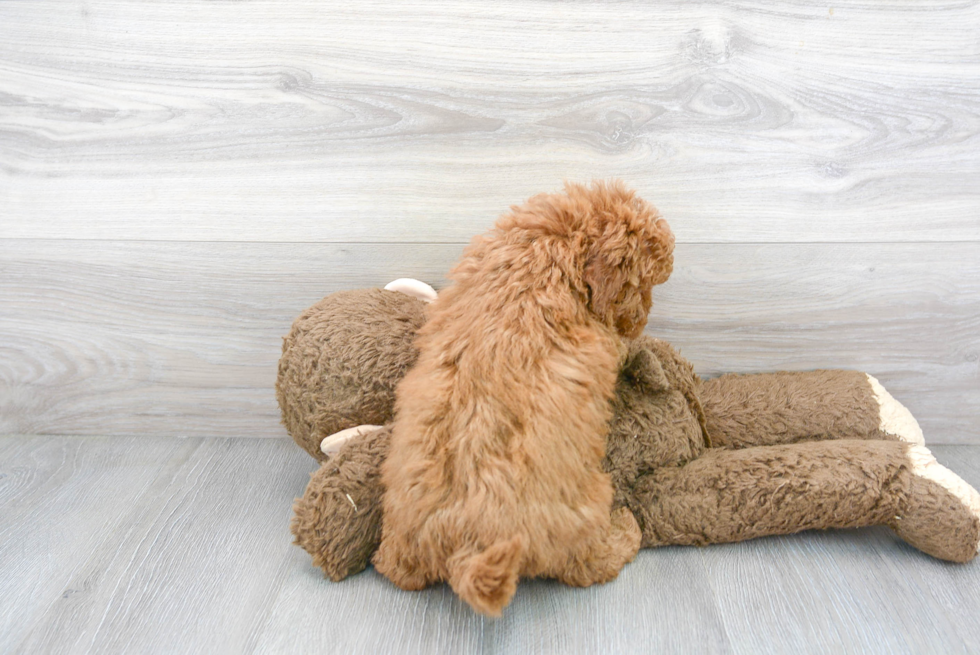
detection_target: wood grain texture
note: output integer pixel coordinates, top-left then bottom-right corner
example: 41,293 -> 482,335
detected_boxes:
4,436 -> 314,654
870,446 -> 980,651
701,529 -> 963,654
3,436 -> 980,654
254,545 -> 733,655
1,0 -> 979,242
703,444 -> 980,655
2,239 -> 977,441
0,436 -> 193,646
3,1 -> 977,647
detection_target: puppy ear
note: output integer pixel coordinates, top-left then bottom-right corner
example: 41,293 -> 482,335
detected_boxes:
583,245 -> 625,322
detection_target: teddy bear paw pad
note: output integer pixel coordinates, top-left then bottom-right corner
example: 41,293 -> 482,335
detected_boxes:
320,425 -> 384,456
867,375 -> 924,445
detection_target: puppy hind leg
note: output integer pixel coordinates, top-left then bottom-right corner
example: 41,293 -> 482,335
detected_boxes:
372,538 -> 438,591
554,507 -> 641,588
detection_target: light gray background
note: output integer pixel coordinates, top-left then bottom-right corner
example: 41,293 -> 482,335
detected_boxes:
2,0 -> 978,443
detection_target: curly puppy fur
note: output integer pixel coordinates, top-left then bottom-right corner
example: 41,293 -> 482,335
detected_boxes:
372,181 -> 675,616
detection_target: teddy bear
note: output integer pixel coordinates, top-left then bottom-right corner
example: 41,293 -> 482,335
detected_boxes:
278,279 -> 980,584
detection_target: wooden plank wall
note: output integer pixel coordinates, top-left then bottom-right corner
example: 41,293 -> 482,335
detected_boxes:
1,1 -> 978,442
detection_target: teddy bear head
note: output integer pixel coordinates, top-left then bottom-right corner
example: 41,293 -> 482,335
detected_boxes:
276,288 -> 428,460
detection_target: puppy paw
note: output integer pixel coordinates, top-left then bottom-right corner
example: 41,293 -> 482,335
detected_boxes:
610,506 -> 642,560
384,278 -> 438,303
867,375 -> 924,445
890,445 -> 980,562
320,424 -> 384,456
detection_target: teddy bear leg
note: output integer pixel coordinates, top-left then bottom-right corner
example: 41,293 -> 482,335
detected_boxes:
551,507 -> 642,587
699,370 -> 923,449
291,425 -> 391,581
630,439 -> 980,562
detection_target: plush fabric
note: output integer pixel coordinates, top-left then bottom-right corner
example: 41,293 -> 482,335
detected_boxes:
701,369 -> 890,448
281,288 -> 980,607
276,288 -> 426,462
292,425 -> 391,580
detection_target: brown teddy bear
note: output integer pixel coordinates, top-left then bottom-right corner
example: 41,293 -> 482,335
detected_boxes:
279,280 -> 980,584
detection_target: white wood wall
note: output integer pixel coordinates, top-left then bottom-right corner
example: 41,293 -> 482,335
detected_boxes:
2,1 -> 978,442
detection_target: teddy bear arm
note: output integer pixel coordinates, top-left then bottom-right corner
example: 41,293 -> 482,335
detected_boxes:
291,425 -> 391,581
699,369 -> 923,449
629,439 -> 980,562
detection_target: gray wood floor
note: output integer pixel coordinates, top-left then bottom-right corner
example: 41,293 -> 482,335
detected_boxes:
3,435 -> 980,654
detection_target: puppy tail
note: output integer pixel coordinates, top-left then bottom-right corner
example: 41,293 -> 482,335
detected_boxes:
448,535 -> 524,617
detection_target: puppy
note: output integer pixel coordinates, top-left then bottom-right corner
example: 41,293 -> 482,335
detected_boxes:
372,181 -> 675,616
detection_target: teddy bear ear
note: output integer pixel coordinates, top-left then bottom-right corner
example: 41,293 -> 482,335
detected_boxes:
622,343 -> 671,393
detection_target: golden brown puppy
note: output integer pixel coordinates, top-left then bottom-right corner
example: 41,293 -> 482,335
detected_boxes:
372,181 -> 675,616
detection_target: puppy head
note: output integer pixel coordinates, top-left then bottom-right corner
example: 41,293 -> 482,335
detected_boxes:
574,180 -> 674,337
492,180 -> 673,337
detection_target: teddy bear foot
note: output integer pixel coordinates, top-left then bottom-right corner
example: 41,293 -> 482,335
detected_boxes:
320,424 -> 384,456
889,445 -> 980,563
867,375 -> 924,446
